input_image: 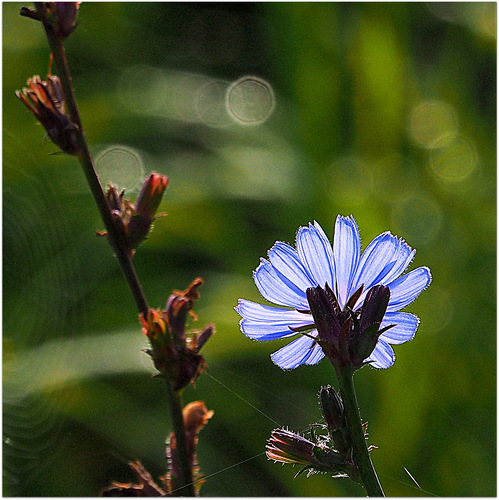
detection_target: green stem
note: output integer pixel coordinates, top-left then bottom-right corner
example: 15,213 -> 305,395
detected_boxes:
337,368 -> 385,497
44,31 -> 149,317
164,382 -> 196,496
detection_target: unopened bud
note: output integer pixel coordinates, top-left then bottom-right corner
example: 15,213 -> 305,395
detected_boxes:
319,385 -> 344,433
266,428 -> 318,466
352,285 -> 394,366
127,173 -> 168,249
16,75 -> 80,155
26,2 -> 81,40
266,428 -> 350,478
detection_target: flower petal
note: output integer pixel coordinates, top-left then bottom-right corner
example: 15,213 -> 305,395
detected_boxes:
254,259 -> 309,309
380,238 -> 415,284
333,215 -> 360,308
268,242 -> 315,292
366,339 -> 395,369
387,266 -> 432,312
296,222 -> 335,291
270,332 -> 321,369
351,232 -> 415,299
236,299 -> 314,341
304,342 -> 326,365
380,311 -> 420,344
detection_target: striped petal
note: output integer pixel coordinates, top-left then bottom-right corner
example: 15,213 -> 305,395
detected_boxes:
366,339 -> 395,369
268,242 -> 315,292
236,299 -> 314,341
387,266 -> 432,312
304,342 -> 326,365
352,232 -> 414,293
333,216 -> 360,308
270,332 -> 322,369
296,222 -> 335,291
254,259 -> 309,309
379,311 -> 419,344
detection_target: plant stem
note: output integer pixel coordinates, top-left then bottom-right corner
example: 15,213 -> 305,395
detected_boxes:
337,368 -> 385,497
164,382 -> 196,496
44,31 -> 149,317
39,17 -> 195,497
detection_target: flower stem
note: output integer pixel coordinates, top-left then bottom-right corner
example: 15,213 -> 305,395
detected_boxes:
337,368 -> 385,497
164,382 -> 196,496
39,17 -> 195,497
44,31 -> 149,317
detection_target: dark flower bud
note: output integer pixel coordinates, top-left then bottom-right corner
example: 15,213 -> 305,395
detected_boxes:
23,2 -> 81,41
351,285 -> 395,367
319,386 -> 352,456
16,75 -> 81,155
320,385 -> 344,433
359,285 -> 390,332
306,286 -> 341,353
166,278 -> 204,346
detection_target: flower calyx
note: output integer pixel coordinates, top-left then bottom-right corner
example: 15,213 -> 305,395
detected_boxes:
139,278 -> 214,391
16,75 -> 81,155
98,173 -> 169,256
306,283 -> 394,373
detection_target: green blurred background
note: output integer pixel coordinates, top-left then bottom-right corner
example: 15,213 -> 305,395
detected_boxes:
3,2 -> 496,496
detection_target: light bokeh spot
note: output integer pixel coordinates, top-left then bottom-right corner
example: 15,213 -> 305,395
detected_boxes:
95,146 -> 144,191
373,154 -> 419,203
196,80 -> 232,127
429,135 -> 478,182
226,76 -> 275,125
413,286 -> 453,334
409,100 -> 458,149
327,157 -> 373,206
391,196 -> 442,245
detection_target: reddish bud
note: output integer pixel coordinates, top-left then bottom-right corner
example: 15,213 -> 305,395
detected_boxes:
16,75 -> 80,155
99,176 -> 168,256
128,173 -> 169,249
139,279 -> 213,391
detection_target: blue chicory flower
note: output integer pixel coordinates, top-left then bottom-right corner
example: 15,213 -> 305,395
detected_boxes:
235,215 -> 431,370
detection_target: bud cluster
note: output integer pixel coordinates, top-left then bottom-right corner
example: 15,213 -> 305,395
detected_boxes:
99,173 -> 169,256
140,278 -> 214,391
266,385 -> 373,483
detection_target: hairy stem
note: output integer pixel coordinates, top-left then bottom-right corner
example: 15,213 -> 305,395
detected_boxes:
165,382 -> 196,496
338,368 -> 385,497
